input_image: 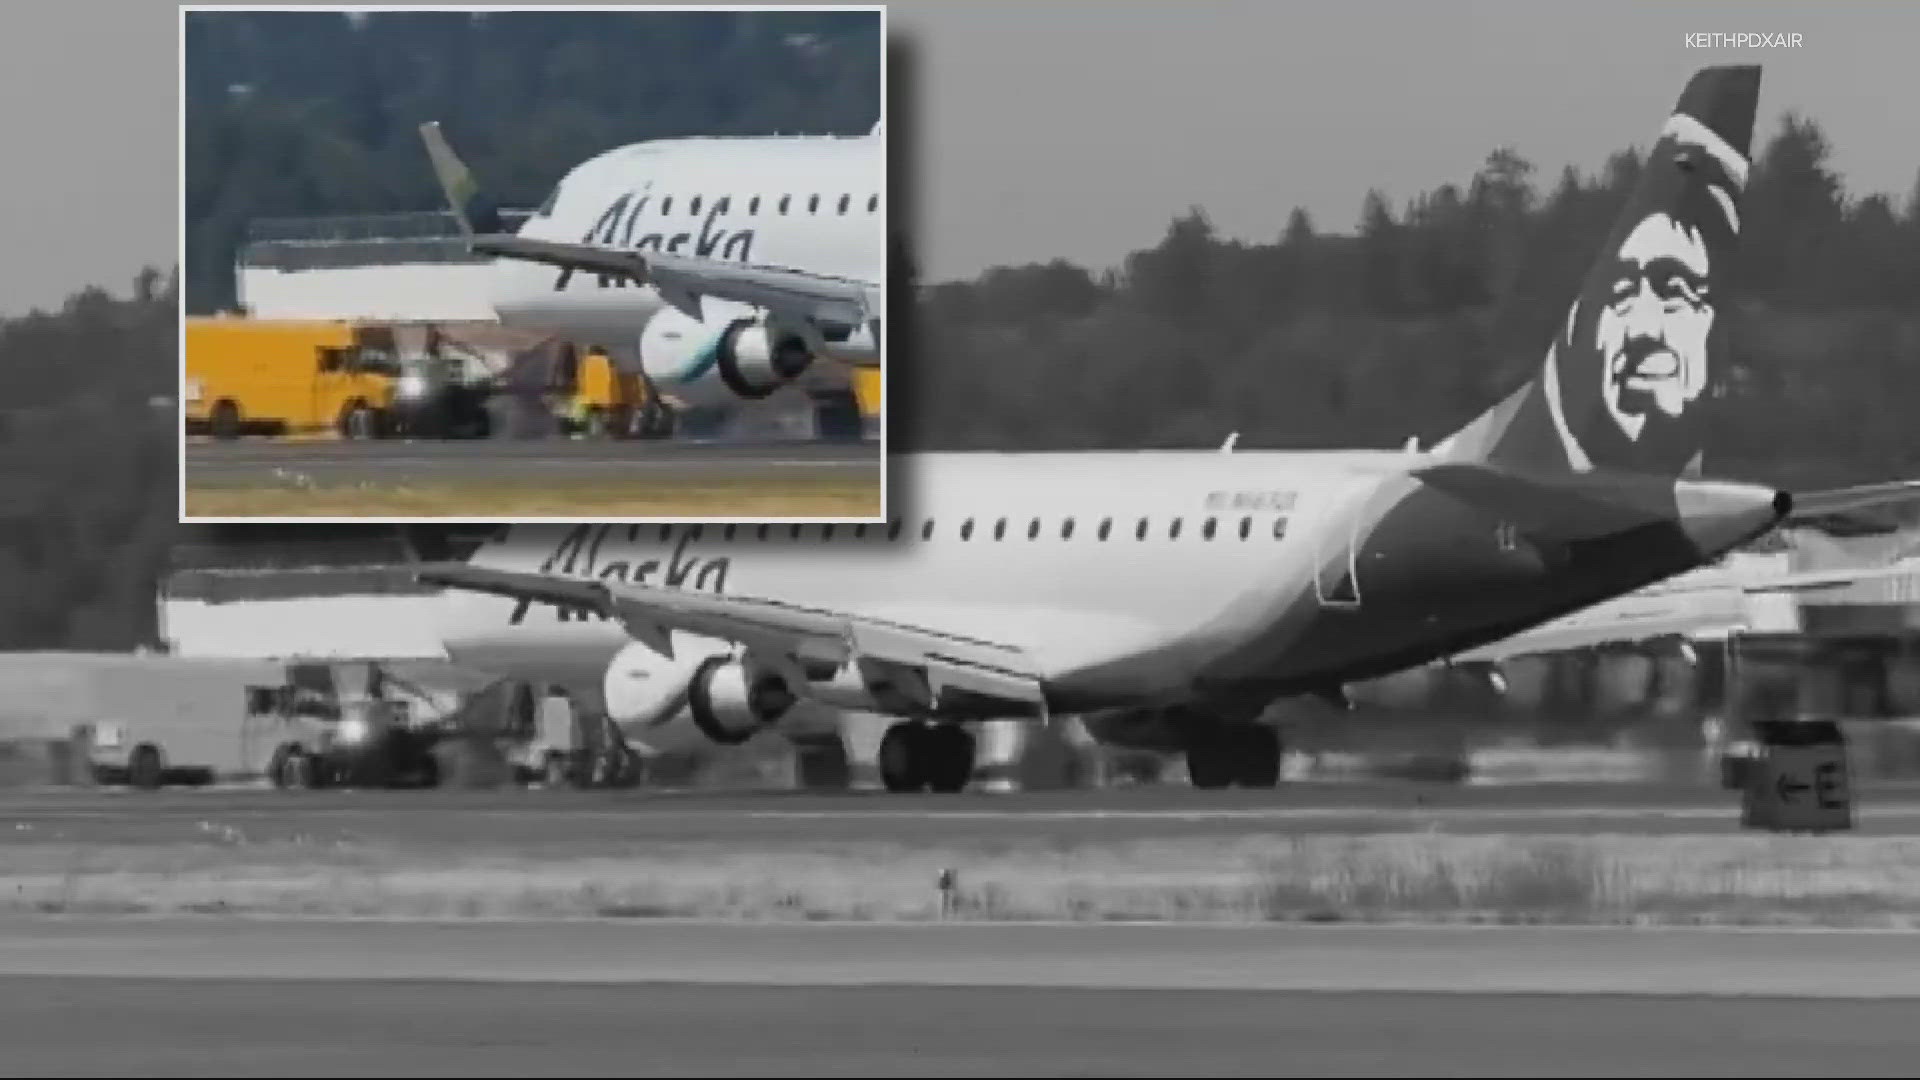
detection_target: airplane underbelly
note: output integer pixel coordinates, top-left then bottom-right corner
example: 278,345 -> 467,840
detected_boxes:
437,590 -> 627,690
489,262 -> 662,342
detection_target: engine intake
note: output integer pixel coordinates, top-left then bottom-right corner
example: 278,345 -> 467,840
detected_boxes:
714,319 -> 813,400
686,655 -> 797,746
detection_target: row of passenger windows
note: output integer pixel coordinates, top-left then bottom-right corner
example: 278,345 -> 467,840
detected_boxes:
642,515 -> 1289,543
551,191 -> 882,219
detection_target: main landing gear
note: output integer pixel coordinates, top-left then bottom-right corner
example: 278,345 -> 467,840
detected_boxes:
878,720 -> 977,793
1185,724 -> 1283,789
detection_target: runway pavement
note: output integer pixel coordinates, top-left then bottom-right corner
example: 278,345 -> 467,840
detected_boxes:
183,438 -> 879,487
1,918 -> 1916,1075
9,782 -> 1920,844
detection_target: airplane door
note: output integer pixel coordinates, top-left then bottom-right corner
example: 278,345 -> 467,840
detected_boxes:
1313,510 -> 1362,609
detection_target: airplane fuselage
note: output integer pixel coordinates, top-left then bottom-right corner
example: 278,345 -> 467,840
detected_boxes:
485,133 -> 884,407
435,449 -> 1785,721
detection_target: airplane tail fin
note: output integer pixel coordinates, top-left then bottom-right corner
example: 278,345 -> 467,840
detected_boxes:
418,121 -> 507,237
1436,65 -> 1761,481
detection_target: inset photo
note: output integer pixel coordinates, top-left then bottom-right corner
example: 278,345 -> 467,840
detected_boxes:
179,4 -> 886,524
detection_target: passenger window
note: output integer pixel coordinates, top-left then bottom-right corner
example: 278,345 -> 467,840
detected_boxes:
790,524 -> 803,540
854,524 -> 867,539
1027,518 -> 1040,540
922,519 -> 934,541
662,197 -> 674,215
1135,518 -> 1148,540
838,194 -> 850,214
868,194 -> 879,213
1273,517 -> 1288,540
723,524 -> 736,541
689,525 -> 703,541
1239,516 -> 1251,540
756,524 -> 770,541
994,518 -> 1006,540
749,196 -> 761,214
961,518 -> 975,540
657,524 -> 673,543
1203,518 -> 1217,540
690,197 -> 702,215
779,195 -> 791,214
808,194 -> 820,214
717,196 -> 731,214
822,525 -> 835,542
888,519 -> 903,541
1170,519 -> 1183,539
1098,517 -> 1112,540
1062,518 -> 1075,539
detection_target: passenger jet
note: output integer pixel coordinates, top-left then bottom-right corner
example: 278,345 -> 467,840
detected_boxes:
418,119 -> 884,412
417,66 -> 1920,792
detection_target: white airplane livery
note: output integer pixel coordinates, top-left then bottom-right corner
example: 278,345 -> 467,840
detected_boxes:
419,66 -> 1920,793
418,119 -> 883,410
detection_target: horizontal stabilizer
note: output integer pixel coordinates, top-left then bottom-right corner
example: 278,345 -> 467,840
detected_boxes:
1411,462 -> 1681,542
1784,480 -> 1920,535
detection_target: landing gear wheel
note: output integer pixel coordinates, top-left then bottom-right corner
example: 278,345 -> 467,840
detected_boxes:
925,725 -> 976,794
1232,725 -> 1282,788
1186,737 -> 1237,790
1186,725 -> 1283,789
878,721 -> 930,793
879,721 -> 980,794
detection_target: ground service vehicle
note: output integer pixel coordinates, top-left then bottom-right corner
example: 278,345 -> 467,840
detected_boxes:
251,661 -> 445,789
184,318 -> 401,440
551,344 -> 674,440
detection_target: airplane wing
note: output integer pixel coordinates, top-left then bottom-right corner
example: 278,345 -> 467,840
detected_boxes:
465,235 -> 881,334
416,563 -> 1050,716
417,122 -> 880,347
1451,562 -> 1918,663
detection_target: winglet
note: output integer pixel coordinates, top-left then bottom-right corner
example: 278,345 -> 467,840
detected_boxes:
418,121 -> 505,237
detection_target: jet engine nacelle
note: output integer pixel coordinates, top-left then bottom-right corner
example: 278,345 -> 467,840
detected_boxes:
602,643 -> 707,729
638,310 -> 813,404
601,644 -> 800,747
685,654 -> 799,745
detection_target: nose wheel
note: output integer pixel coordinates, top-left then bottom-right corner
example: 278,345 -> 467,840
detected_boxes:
878,721 -> 976,793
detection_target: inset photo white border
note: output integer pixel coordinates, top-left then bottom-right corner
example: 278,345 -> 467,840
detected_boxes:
178,3 -> 888,528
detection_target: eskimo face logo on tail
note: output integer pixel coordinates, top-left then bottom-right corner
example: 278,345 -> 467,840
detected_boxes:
1599,211 -> 1714,440
1545,105 -> 1752,479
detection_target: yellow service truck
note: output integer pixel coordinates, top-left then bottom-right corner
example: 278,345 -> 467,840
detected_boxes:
184,317 -> 402,440
548,342 -> 880,442
552,344 -> 675,440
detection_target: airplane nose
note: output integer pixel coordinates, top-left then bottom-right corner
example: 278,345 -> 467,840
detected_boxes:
1674,480 -> 1790,555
